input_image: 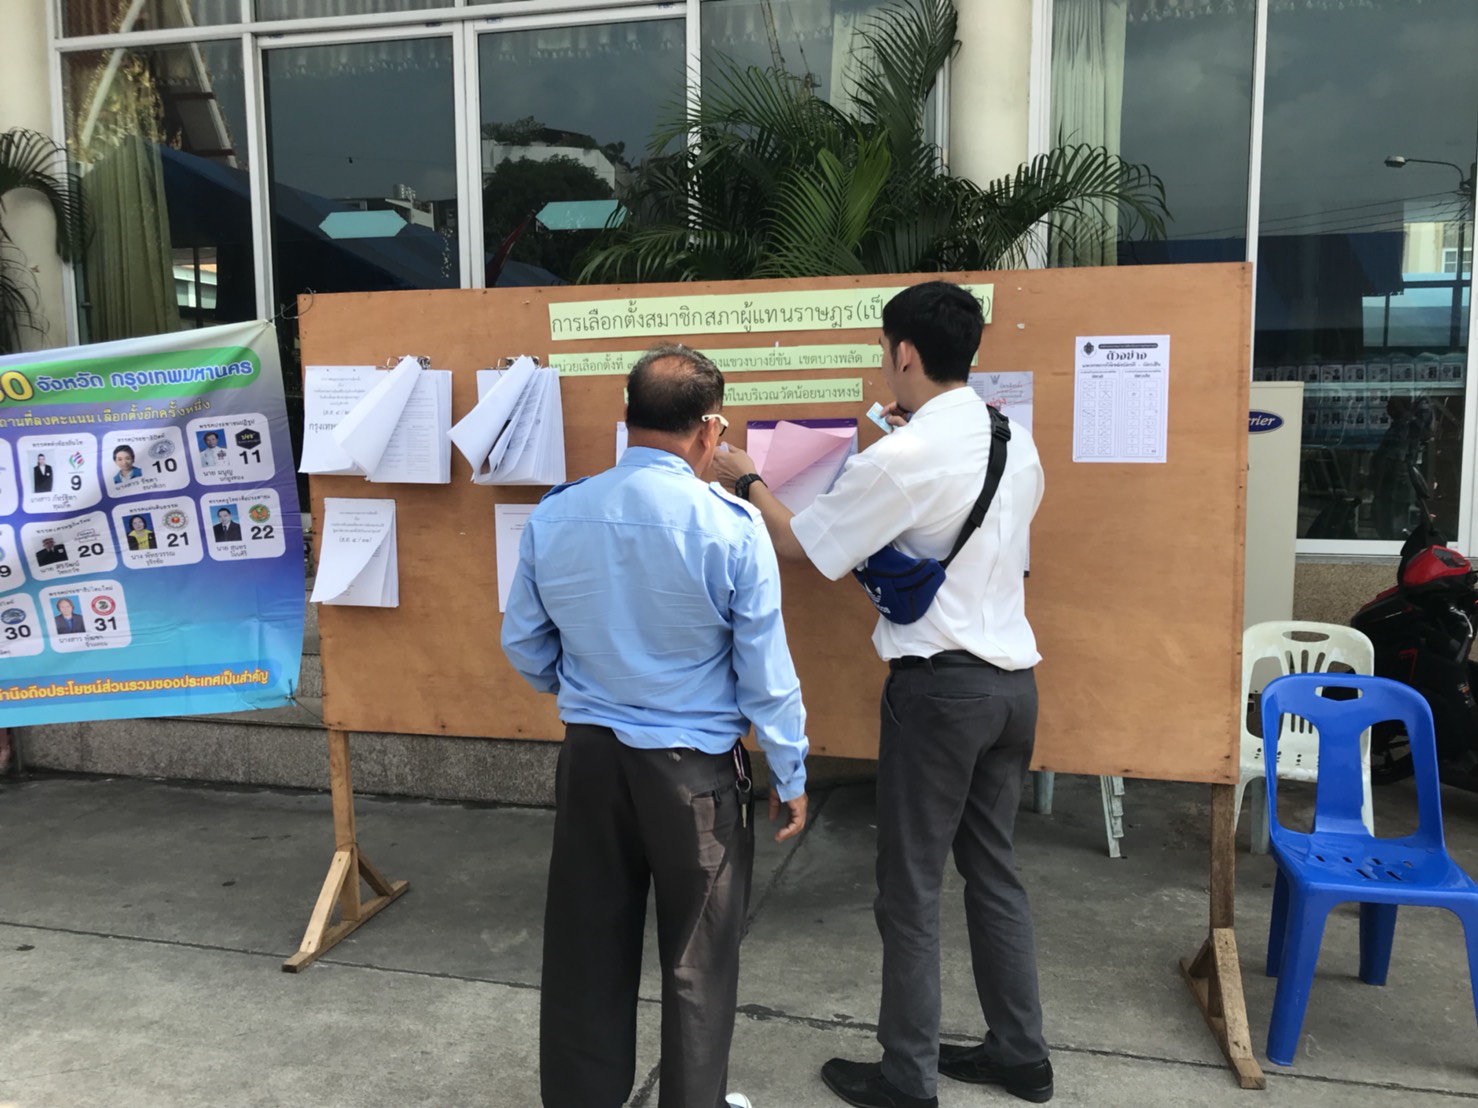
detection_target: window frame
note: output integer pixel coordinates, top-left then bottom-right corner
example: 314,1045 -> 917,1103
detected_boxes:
48,1 -> 693,342
1031,0 -> 1478,558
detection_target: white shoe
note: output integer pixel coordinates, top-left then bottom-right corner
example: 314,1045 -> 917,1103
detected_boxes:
725,1096 -> 753,1108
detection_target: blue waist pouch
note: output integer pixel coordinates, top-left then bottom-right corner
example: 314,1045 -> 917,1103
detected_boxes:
849,406 -> 1011,626
852,548 -> 946,625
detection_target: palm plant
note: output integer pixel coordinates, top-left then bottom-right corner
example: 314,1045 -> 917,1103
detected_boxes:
0,128 -> 88,355
578,0 -> 1167,283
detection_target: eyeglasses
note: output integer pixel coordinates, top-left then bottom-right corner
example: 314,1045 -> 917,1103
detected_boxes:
701,413 -> 729,437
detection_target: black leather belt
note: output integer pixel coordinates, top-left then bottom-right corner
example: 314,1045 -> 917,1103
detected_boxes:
889,650 -> 994,672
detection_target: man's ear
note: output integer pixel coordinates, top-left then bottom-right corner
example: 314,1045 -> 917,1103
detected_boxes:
894,339 -> 918,373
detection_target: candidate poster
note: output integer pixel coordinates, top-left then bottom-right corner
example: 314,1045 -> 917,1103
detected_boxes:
0,320 -> 305,724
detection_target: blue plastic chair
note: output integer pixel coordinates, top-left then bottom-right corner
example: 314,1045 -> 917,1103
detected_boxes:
1260,673 -> 1478,1066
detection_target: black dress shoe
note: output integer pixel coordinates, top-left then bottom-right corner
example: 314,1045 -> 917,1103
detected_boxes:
820,1058 -> 937,1108
937,1044 -> 1053,1103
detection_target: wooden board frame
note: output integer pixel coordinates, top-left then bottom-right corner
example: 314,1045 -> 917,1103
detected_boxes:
293,268 -> 1263,1087
300,265 -> 1251,785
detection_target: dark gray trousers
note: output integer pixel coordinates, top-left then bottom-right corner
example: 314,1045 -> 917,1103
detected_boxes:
540,724 -> 754,1108
875,661 -> 1048,1099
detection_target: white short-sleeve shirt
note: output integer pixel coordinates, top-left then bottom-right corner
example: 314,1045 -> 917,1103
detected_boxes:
790,387 -> 1044,669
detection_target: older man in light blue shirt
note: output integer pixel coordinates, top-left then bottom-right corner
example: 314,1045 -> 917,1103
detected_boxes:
502,344 -> 808,1108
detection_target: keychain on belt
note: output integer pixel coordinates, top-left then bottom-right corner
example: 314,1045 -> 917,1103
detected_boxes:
732,744 -> 752,829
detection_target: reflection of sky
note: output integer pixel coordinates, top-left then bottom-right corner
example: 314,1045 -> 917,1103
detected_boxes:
1114,1 -> 1476,242
477,22 -> 684,167
1260,4 -> 1476,232
265,40 -> 458,202
1365,276 -> 1471,349
1119,15 -> 1254,240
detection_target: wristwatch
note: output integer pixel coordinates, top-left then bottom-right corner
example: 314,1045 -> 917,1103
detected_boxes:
734,473 -> 766,501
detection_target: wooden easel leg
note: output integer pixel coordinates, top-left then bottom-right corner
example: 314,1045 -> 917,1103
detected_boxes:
1179,783 -> 1267,1089
283,729 -> 409,973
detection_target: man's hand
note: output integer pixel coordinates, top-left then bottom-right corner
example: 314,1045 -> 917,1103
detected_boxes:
712,445 -> 759,493
880,401 -> 911,428
769,790 -> 808,842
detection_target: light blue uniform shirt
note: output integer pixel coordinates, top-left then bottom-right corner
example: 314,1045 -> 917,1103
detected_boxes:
501,447 -> 809,802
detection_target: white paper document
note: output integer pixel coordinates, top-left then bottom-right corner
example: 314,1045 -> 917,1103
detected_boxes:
448,356 -> 567,486
969,372 -> 1035,574
495,503 -> 536,612
311,498 -> 399,607
301,365 -> 377,475
302,359 -> 452,483
1072,336 -> 1170,463
968,371 -> 1034,434
745,418 -> 857,512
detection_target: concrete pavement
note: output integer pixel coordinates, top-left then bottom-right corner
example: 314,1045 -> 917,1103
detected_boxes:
3,769 -> 1478,1107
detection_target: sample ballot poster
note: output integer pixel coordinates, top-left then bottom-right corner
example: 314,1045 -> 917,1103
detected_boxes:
0,320 -> 305,724
1072,335 -> 1170,463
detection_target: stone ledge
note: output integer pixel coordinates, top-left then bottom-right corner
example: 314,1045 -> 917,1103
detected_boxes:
13,717 -> 877,806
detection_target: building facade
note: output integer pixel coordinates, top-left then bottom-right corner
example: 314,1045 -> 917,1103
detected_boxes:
0,0 -> 1474,577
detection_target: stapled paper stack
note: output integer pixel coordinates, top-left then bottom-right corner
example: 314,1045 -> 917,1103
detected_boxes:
447,356 -> 566,485
311,498 -> 399,607
300,356 -> 452,483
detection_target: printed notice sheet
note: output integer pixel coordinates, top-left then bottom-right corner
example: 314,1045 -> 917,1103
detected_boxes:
968,372 -> 1035,573
968,371 -> 1034,433
1072,336 -> 1170,463
302,359 -> 452,483
495,503 -> 536,612
744,418 -> 857,512
311,498 -> 398,607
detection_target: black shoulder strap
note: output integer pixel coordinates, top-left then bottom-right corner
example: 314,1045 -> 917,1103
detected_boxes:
940,406 -> 1011,569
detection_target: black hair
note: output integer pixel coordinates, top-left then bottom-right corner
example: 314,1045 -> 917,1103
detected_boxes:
625,344 -> 725,433
113,444 -> 135,459
880,281 -> 985,384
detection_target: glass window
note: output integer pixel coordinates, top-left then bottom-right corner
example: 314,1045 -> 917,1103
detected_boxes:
1050,0 -> 1255,266
63,0 -> 239,35
264,36 -> 460,321
64,41 -> 254,342
1255,0 -> 1477,543
701,0 -> 909,109
254,0 -> 453,20
477,21 -> 685,286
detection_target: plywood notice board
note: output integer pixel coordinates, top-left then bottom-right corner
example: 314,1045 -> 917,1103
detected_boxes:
301,264 -> 1250,784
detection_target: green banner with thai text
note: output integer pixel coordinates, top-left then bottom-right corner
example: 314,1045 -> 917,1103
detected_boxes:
548,284 -> 993,340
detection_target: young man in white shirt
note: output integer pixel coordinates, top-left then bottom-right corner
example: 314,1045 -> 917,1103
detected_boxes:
714,281 -> 1052,1107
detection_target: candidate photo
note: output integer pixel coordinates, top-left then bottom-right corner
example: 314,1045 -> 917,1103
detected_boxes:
198,430 -> 227,468
53,597 -> 84,635
32,453 -> 53,493
112,444 -> 142,485
35,536 -> 68,565
125,514 -> 156,551
212,507 -> 243,543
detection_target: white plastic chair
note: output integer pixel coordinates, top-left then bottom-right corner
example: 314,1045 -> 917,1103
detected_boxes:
1235,620 -> 1376,853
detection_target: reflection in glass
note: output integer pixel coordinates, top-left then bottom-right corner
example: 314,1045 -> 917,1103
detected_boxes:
477,22 -> 684,286
63,0 -> 236,35
265,36 -> 460,322
702,0 -> 906,107
1255,0 -> 1476,541
64,42 -> 253,342
702,0 -> 940,148
1050,0 -> 1254,265
254,0 -> 452,20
